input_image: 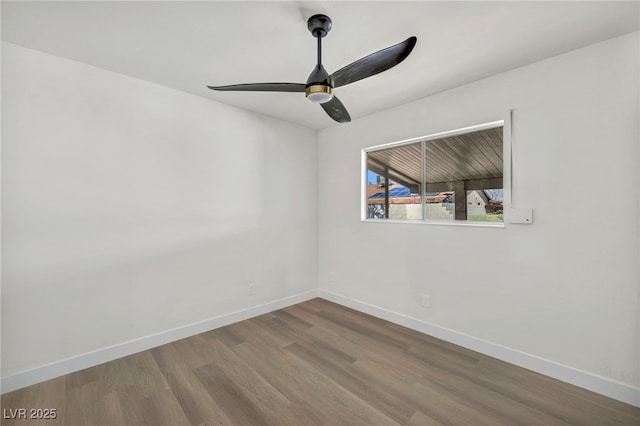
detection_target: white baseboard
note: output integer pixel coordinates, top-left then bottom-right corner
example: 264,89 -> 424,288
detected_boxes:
0,289 -> 318,394
317,289 -> 640,408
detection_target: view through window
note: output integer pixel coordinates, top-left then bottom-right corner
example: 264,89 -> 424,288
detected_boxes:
365,123 -> 504,223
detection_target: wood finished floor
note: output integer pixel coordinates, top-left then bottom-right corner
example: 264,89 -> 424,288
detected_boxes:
1,298 -> 639,425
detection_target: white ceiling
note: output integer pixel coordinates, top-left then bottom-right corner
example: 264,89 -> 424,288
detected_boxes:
2,1 -> 638,130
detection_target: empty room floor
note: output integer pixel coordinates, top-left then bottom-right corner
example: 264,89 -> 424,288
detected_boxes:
1,298 -> 638,425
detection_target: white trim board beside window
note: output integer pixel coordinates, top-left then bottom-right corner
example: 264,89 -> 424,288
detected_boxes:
361,119 -> 512,227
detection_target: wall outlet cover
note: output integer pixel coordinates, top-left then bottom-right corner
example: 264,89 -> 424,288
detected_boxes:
421,294 -> 431,308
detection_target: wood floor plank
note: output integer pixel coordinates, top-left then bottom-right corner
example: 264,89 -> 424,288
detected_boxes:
205,324 -> 245,347
65,365 -> 99,390
366,342 -> 558,426
96,392 -> 127,426
95,356 -> 137,394
129,351 -> 171,398
194,336 -> 308,425
150,343 -> 235,426
474,356 -> 640,424
420,351 -> 633,425
302,321 -> 372,361
404,410 -> 444,426
270,308 -> 314,331
312,299 -> 423,348
138,389 -> 191,426
2,298 -> 639,425
64,381 -> 102,426
231,338 -> 400,425
0,376 -> 67,426
169,334 -> 222,370
285,340 -> 417,424
117,386 -> 153,426
193,361 -> 276,425
314,308 -> 413,351
225,342 -> 325,425
222,322 -> 349,424
290,328 -> 358,369
410,380 -> 508,425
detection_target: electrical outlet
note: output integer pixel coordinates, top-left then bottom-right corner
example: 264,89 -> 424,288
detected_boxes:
248,282 -> 255,296
421,293 -> 431,308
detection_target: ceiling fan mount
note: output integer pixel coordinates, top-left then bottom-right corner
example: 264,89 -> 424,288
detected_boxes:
208,14 -> 417,123
307,14 -> 332,38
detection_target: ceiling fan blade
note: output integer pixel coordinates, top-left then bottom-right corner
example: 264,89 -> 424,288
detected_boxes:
207,83 -> 306,92
321,96 -> 351,123
330,36 -> 417,88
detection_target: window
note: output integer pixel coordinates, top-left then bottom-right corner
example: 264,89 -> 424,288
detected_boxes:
363,121 -> 505,224
367,141 -> 423,220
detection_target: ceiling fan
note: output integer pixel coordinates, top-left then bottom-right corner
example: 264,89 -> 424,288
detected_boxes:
208,14 -> 417,123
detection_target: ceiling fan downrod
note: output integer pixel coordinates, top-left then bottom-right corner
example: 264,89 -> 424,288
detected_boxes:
305,14 -> 333,104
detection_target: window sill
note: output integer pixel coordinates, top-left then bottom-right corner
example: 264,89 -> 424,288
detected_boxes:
361,218 -> 505,228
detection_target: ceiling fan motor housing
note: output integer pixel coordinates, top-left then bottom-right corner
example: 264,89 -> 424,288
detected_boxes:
305,65 -> 333,103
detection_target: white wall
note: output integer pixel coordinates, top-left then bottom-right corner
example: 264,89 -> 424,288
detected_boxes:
1,43 -> 317,378
2,31 -> 639,406
318,31 -> 639,394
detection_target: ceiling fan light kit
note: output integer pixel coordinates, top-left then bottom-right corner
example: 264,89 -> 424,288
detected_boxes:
208,14 -> 417,123
305,84 -> 333,103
